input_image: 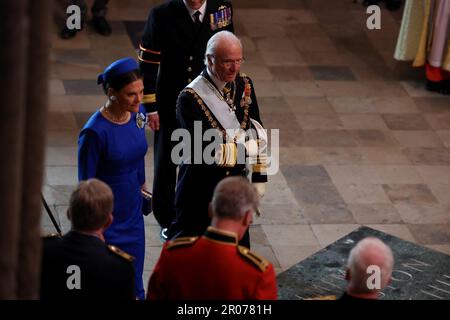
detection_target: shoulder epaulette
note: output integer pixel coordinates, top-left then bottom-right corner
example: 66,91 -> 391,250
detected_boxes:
166,236 -> 199,250
237,245 -> 270,272
42,233 -> 61,239
239,72 -> 248,78
108,245 -> 135,262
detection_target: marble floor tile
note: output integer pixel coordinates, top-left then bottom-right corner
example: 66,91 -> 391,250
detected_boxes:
285,97 -> 336,114
46,112 -> 78,131
240,64 -> 273,81
45,147 -> 78,166
335,184 -> 391,204
365,224 -> 417,243
51,33 -> 91,50
242,23 -> 286,38
309,66 -> 356,81
277,81 -> 324,97
328,97 -> 379,114
63,80 -> 102,95
263,112 -> 301,131
395,204 -> 450,224
413,97 -> 450,114
281,165 -> 334,185
392,131 -> 444,148
145,225 -> 164,246
351,129 -> 398,147
49,95 -> 72,112
272,245 -> 322,271
50,80 -> 66,95
45,130 -> 79,147
302,204 -> 355,224
436,131 -> 450,148
252,80 -> 284,97
296,114 -> 344,130
382,184 -> 439,205
407,224 -> 450,245
250,225 -> 271,246
310,224 -> 360,247
41,184 -> 76,206
69,95 -> 105,113
316,81 -> 370,97
302,50 -> 349,66
258,97 -> 291,114
236,9 -> 317,25
278,147 -> 362,165
382,114 -> 431,130
257,203 -> 307,225
340,115 -> 389,130
416,166 -> 450,184
268,66 -> 315,81
425,245 -> 450,256
44,166 -> 78,186
428,183 -> 450,205
325,165 -> 424,185
404,147 -> 450,166
291,36 -> 336,53
51,63 -> 102,80
425,113 -> 450,130
348,204 -> 403,224
52,49 -> 94,64
260,50 -> 306,66
289,182 -> 347,206
262,225 -> 319,246
355,147 -> 410,164
284,23 -> 327,38
400,81 -> 444,98
301,130 -> 357,147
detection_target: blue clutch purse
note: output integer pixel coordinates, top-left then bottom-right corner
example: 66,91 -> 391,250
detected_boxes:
141,189 -> 153,216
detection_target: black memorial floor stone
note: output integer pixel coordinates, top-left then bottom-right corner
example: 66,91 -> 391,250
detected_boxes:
277,226 -> 450,300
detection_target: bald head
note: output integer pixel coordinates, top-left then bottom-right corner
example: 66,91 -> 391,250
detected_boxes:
347,237 -> 394,295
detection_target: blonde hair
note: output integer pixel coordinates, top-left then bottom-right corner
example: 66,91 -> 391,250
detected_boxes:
68,178 -> 113,231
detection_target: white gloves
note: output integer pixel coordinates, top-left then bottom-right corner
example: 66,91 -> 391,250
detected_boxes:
253,182 -> 266,198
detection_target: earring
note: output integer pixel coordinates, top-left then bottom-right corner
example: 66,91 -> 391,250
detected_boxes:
110,96 -> 117,101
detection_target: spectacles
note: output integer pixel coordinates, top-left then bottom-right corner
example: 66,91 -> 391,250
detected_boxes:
212,55 -> 245,68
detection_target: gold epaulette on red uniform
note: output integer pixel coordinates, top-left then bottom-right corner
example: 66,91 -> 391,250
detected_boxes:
237,245 -> 270,272
166,236 -> 199,250
108,245 -> 135,262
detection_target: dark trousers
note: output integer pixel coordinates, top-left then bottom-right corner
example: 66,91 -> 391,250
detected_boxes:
152,124 -> 177,229
70,0 -> 109,19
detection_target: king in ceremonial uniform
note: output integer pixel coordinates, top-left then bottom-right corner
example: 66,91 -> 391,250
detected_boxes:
170,31 -> 268,248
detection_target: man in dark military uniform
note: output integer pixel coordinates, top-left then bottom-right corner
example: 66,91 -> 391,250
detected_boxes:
170,31 -> 267,247
40,179 -> 135,300
147,177 -> 277,300
138,0 -> 234,240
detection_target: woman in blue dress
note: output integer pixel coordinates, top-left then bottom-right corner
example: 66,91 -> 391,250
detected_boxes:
78,58 -> 148,299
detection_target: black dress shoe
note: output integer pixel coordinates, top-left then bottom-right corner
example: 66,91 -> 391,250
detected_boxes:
386,0 -> 402,10
426,80 -> 450,95
60,26 -> 79,39
92,17 -> 112,36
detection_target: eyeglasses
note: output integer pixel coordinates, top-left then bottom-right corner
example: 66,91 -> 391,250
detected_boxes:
211,55 -> 245,68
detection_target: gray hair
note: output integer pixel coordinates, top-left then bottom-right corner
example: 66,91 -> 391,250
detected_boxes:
211,176 -> 259,221
347,237 -> 394,293
204,31 -> 242,66
68,178 -> 114,231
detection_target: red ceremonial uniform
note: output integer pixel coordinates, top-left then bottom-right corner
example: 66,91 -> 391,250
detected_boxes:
147,227 -> 277,300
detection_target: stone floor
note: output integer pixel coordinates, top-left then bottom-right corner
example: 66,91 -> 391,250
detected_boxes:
42,0 -> 450,288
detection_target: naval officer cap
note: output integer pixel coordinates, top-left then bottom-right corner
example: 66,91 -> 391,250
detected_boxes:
97,57 -> 139,85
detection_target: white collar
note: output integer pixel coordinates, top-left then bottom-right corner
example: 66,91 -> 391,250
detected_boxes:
207,67 -> 226,91
183,0 -> 207,22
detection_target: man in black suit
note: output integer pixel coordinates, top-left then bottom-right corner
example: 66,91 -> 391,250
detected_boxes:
171,31 -> 267,248
138,0 -> 234,240
40,179 -> 135,300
